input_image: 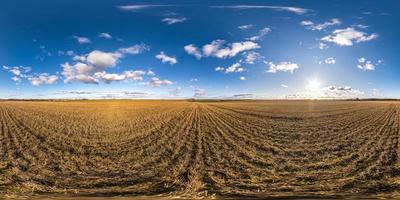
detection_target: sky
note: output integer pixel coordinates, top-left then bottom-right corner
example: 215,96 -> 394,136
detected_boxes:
1,0 -> 399,99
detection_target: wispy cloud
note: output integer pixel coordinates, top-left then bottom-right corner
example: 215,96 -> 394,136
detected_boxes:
300,18 -> 341,31
117,4 -> 172,11
73,36 -> 91,44
247,27 -> 271,41
162,17 -> 187,25
210,5 -> 312,15
98,32 -> 112,39
238,24 -> 253,30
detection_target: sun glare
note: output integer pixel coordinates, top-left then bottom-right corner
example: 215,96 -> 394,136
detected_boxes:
306,79 -> 321,91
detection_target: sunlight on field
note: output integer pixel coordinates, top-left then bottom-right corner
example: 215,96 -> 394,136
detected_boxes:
0,100 -> 399,199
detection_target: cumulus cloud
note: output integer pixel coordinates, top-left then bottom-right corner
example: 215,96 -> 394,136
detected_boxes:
238,24 -> 253,30
3,65 -> 31,77
155,51 -> 177,65
215,62 -> 246,73
243,51 -> 262,64
98,32 -> 112,39
247,27 -> 271,41
321,27 -> 378,46
171,87 -> 182,96
2,65 -> 56,85
186,40 -> 260,59
149,77 -> 173,87
357,57 -> 380,71
162,17 -> 187,25
87,50 -> 120,68
300,18 -> 341,31
184,44 -> 202,59
194,88 -> 206,98
94,72 -> 127,83
73,36 -> 91,44
72,55 -> 86,62
321,86 -> 365,99
286,86 -> 366,99
62,44 -> 149,84
324,57 -> 336,64
211,5 -> 312,15
239,76 -> 246,80
266,61 -> 299,73
62,62 -> 98,84
27,73 -> 58,86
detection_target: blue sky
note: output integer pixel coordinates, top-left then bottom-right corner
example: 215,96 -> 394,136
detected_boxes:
1,0 -> 399,99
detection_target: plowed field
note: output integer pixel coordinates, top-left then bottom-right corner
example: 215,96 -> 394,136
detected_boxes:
0,100 -> 399,199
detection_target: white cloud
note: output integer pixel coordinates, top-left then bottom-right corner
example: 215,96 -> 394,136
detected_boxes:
155,51 -> 177,65
3,65 -> 31,77
149,77 -> 173,87
72,55 -> 86,62
125,70 -> 146,81
73,36 -> 91,44
281,84 -> 289,88
321,27 -> 378,46
98,32 -> 112,39
27,73 -> 58,86
87,50 -> 120,68
94,72 -> 127,83
215,67 -> 224,72
171,87 -> 182,96
319,42 -> 328,50
11,76 -> 22,83
194,88 -> 206,97
211,5 -> 312,15
117,44 -> 150,55
215,62 -> 246,73
324,57 -> 336,64
247,27 -> 271,41
239,76 -> 246,80
357,57 -> 379,71
202,40 -> 225,57
300,18 -> 341,31
372,88 -> 382,97
117,4 -> 171,11
225,62 -> 245,73
162,17 -> 187,25
147,70 -> 155,76
61,44 -> 149,84
3,65 -> 34,84
266,61 -> 299,73
184,44 -> 202,59
286,86 -> 366,99
238,24 -> 253,30
62,62 -> 98,84
243,51 -> 262,64
202,40 -> 260,59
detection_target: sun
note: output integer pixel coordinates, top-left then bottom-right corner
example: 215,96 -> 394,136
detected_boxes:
306,79 -> 321,91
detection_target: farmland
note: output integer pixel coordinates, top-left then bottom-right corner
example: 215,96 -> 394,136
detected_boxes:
0,100 -> 399,199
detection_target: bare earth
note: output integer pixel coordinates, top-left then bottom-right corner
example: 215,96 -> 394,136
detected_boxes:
0,100 -> 399,199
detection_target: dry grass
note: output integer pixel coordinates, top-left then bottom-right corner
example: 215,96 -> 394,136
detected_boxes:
0,100 -> 399,199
